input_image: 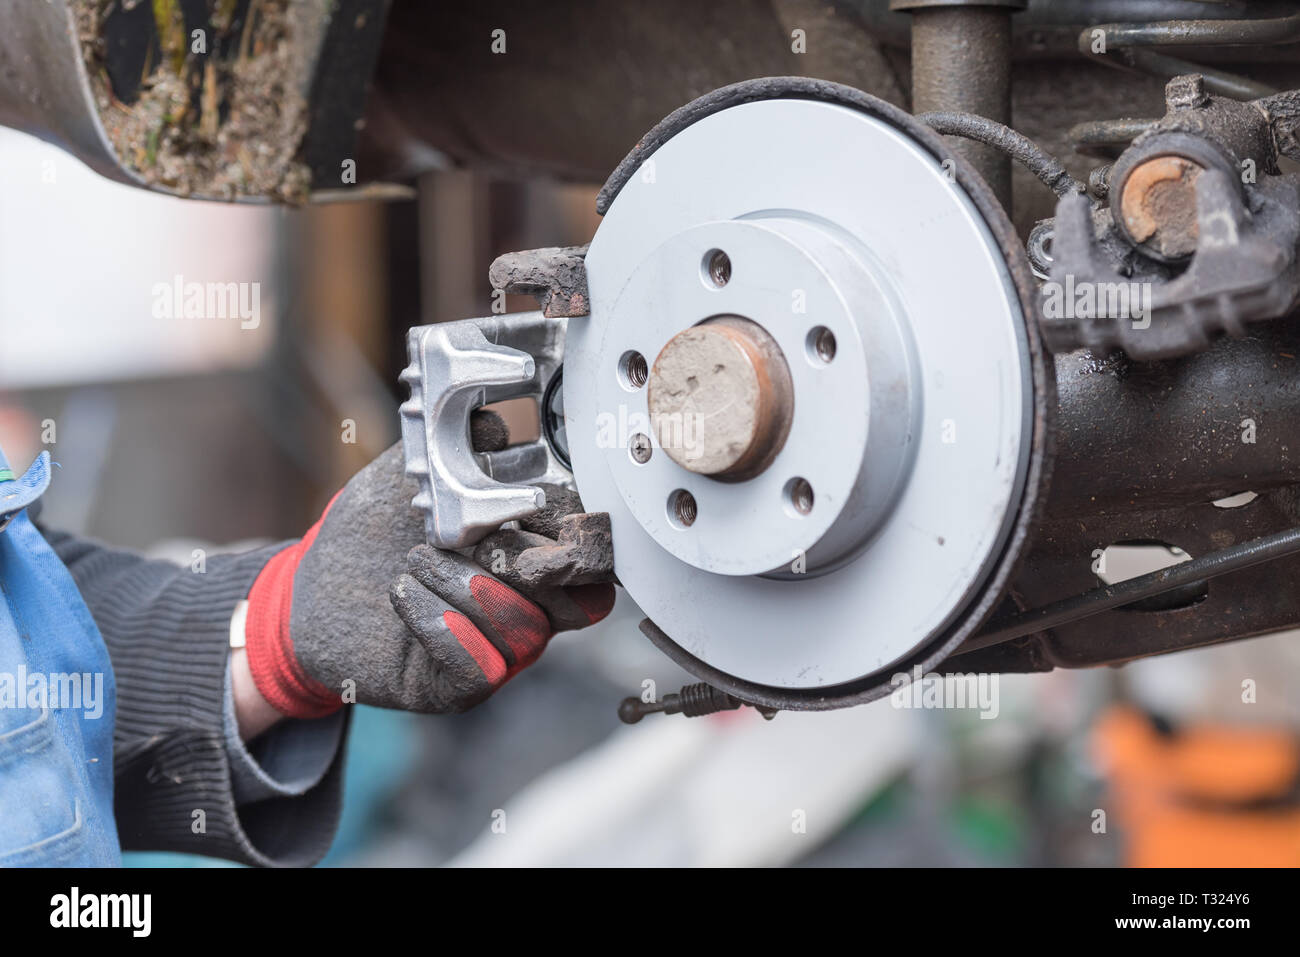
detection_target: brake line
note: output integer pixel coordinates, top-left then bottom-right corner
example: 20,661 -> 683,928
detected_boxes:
961,525 -> 1300,654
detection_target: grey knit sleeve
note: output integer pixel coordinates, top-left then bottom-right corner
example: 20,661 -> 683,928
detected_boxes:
39,529 -> 348,867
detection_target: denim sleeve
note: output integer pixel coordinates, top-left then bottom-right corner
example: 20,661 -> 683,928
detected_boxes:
41,528 -> 348,867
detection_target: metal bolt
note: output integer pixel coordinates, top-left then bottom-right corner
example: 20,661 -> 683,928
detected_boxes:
630,432 -> 653,464
1027,222 -> 1055,279
1088,164 -> 1111,201
1166,74 -> 1208,112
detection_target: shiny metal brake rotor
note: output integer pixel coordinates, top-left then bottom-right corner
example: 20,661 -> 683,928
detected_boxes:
562,82 -> 1051,704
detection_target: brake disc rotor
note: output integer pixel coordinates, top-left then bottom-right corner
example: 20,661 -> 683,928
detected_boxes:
563,80 -> 1052,707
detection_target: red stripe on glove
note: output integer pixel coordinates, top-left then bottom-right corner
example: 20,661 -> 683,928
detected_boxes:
245,493 -> 344,719
443,610 -> 509,684
469,574 -> 553,671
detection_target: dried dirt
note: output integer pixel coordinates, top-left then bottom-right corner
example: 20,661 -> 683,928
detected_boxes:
74,0 -> 311,202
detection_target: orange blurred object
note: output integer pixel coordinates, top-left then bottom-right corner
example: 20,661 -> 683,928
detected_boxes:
1093,706 -> 1300,867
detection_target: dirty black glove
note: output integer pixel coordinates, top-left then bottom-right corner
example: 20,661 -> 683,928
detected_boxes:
244,423 -> 615,717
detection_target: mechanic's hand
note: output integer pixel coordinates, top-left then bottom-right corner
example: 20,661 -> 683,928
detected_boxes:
244,420 -> 616,718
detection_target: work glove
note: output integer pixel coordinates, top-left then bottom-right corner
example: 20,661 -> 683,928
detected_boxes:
244,417 -> 616,718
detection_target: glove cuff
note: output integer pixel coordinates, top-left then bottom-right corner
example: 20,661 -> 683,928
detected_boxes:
246,501 -> 345,720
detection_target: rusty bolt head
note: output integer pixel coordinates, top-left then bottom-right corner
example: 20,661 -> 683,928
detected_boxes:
1165,74 -> 1208,112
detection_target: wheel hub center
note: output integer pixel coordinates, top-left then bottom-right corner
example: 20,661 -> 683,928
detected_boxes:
647,316 -> 794,482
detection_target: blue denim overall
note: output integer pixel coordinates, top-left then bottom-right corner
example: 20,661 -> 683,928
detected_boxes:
0,446 -> 119,865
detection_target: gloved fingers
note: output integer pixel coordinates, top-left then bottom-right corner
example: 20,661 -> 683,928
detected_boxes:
469,408 -> 510,452
472,529 -> 551,592
389,573 -> 501,711
473,529 -> 617,632
407,544 -> 553,671
526,581 -> 615,632
560,583 -> 617,629
516,512 -> 614,588
513,512 -> 616,630
474,530 -> 574,628
475,514 -> 614,591
517,483 -> 586,539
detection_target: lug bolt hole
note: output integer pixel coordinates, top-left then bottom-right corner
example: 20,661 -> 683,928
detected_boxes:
785,477 -> 814,516
668,489 -> 698,528
618,350 -> 649,390
806,326 -> 836,365
703,249 -> 731,288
